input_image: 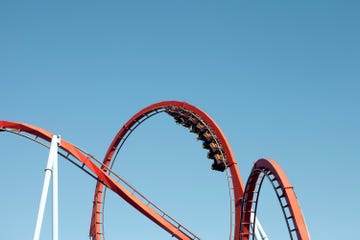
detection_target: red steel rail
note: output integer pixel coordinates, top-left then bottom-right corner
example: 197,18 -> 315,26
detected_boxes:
0,120 -> 192,240
89,101 -> 245,240
0,101 -> 310,240
240,158 -> 310,240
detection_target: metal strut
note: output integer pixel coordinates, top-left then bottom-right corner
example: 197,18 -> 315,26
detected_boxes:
33,135 -> 61,240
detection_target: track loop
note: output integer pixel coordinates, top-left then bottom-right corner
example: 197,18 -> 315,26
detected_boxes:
240,158 -> 310,240
90,101 -> 245,240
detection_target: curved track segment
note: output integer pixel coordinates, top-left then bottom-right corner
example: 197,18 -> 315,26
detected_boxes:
240,158 -> 310,240
0,120 -> 192,240
90,101 -> 245,240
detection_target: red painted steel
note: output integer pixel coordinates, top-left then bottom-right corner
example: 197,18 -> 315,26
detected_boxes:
89,101 -> 245,240
0,120 -> 192,240
240,158 -> 310,240
1,102 -> 310,240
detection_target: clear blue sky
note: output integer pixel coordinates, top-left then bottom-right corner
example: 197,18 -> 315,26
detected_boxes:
1,0 -> 359,239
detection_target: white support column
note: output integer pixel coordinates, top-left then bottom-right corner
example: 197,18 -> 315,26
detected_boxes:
251,212 -> 268,240
33,135 -> 61,240
52,135 -> 60,240
254,218 -> 268,240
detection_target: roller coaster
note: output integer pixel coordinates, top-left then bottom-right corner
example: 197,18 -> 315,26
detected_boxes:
0,100 -> 310,240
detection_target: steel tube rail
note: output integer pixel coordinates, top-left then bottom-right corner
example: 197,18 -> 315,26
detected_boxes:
90,101 -> 245,240
0,121 -> 192,240
240,158 -> 310,240
1,102 -> 310,240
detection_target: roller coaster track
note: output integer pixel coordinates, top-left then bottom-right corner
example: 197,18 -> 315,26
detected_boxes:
240,158 -> 309,240
89,101 -> 245,240
0,101 -> 310,240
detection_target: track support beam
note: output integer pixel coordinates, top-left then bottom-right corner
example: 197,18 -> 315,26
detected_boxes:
33,135 -> 61,240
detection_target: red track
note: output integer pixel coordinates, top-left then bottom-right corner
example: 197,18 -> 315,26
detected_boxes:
240,158 -> 309,240
0,101 -> 310,240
